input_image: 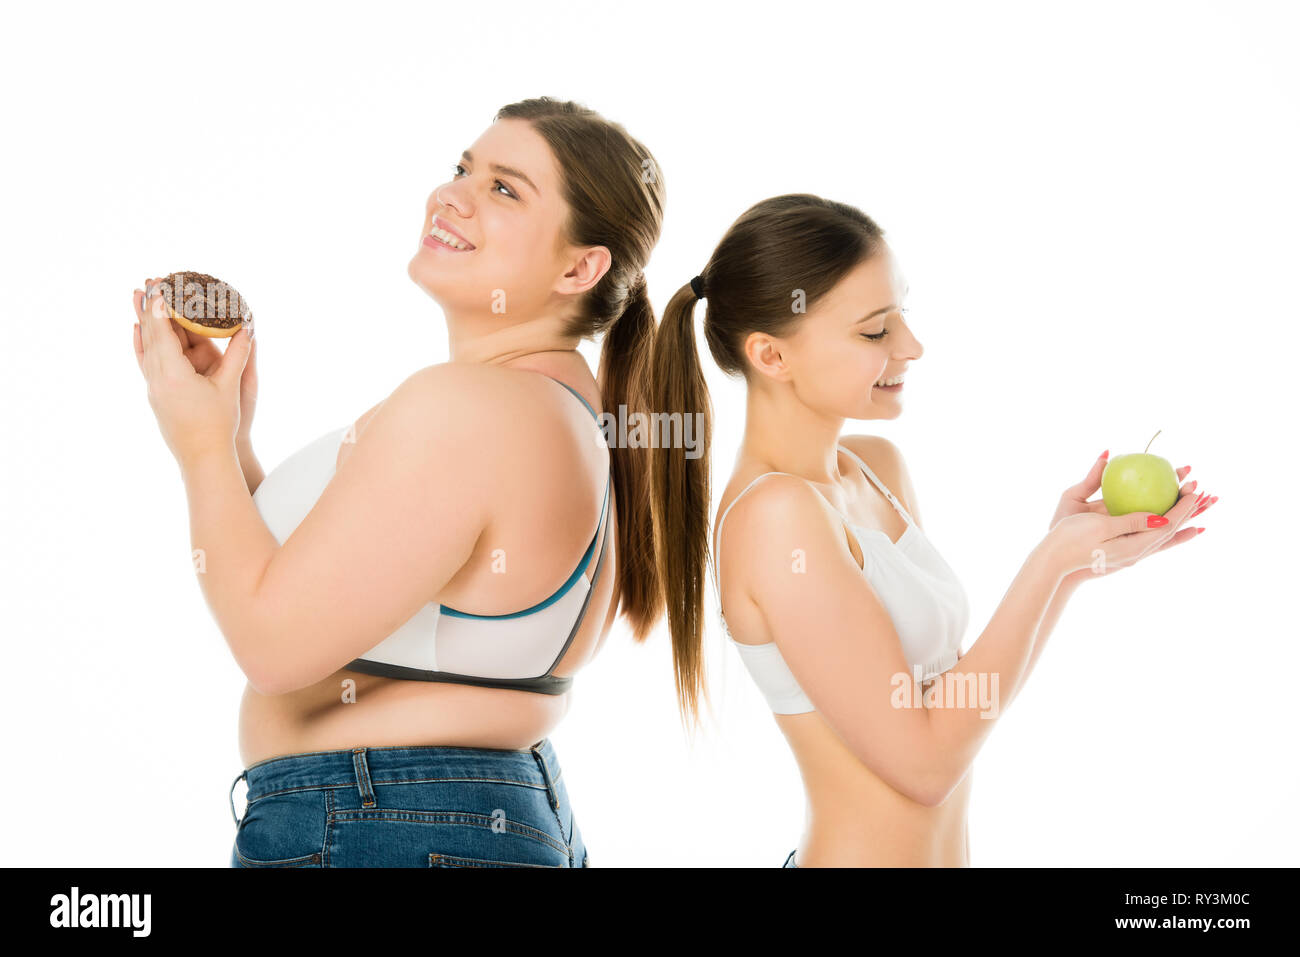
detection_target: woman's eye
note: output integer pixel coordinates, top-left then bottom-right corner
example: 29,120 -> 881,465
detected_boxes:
449,164 -> 515,199
861,307 -> 906,341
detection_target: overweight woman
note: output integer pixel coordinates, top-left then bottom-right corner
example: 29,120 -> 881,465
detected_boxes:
648,194 -> 1216,866
132,97 -> 666,867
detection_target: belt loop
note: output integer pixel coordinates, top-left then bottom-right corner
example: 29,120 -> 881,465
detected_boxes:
229,770 -> 248,826
352,748 -> 376,808
529,742 -> 561,812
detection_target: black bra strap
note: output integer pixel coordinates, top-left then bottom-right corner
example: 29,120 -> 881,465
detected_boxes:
343,658 -> 574,694
540,469 -> 612,677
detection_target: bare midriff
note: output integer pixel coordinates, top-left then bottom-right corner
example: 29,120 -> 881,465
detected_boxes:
776,673 -> 972,867
238,672 -> 570,767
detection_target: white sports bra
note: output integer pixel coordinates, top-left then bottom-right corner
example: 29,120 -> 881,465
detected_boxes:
250,376 -> 610,695
712,444 -> 969,715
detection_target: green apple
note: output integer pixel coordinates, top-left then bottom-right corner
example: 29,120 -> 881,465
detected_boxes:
1101,430 -> 1179,516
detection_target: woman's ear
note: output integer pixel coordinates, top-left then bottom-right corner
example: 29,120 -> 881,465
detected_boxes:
556,245 -> 612,297
744,330 -> 791,382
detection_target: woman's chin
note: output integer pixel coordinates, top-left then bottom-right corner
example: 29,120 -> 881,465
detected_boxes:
407,261 -> 452,301
850,401 -> 901,421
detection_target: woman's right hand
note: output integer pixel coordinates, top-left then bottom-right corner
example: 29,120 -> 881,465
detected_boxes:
143,277 -> 259,443
1042,480 -> 1205,579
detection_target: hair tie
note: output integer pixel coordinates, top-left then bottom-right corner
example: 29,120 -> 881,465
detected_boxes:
689,275 -> 705,300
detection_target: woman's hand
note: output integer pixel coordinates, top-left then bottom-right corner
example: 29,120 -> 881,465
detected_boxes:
1046,451 -> 1214,587
1047,452 -> 1195,532
132,277 -> 255,469
137,278 -> 261,445
1044,482 -> 1210,583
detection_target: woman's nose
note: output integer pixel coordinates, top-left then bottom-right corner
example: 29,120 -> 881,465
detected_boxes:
435,180 -> 472,216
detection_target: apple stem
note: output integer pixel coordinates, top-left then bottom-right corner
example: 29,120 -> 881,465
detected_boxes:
1144,429 -> 1161,455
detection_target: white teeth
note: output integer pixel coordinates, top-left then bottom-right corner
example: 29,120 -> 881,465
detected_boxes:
876,374 -> 905,387
428,225 -> 471,250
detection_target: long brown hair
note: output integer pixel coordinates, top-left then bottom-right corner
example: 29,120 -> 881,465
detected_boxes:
649,194 -> 886,724
495,97 -> 665,644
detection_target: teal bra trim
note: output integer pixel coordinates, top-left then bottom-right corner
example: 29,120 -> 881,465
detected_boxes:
438,377 -> 610,622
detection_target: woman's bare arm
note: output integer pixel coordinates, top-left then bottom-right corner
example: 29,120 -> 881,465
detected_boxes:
235,437 -> 266,496
847,434 -> 1077,722
184,364 -> 495,694
728,477 -> 1065,807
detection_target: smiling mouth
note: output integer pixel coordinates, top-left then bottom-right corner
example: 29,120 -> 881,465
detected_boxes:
425,223 -> 475,251
426,215 -> 476,250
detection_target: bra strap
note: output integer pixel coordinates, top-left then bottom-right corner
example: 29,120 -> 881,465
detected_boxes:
545,376 -> 601,422
540,467 -> 612,678
711,471 -> 800,600
713,446 -> 911,598
538,373 -> 612,678
835,444 -> 915,526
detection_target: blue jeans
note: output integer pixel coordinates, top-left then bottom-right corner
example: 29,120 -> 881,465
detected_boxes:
229,739 -> 588,867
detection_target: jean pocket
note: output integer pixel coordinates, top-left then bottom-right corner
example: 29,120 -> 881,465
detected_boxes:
233,790 -> 325,867
429,853 -> 564,868
233,847 -> 322,868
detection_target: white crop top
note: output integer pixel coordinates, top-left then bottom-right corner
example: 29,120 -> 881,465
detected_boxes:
250,377 -> 611,695
713,444 -> 969,714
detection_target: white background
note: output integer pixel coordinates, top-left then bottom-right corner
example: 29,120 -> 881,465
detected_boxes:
1,0 -> 1296,867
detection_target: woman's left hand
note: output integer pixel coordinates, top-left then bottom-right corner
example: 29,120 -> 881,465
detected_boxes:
1048,451 -> 1193,588
133,277 -> 254,470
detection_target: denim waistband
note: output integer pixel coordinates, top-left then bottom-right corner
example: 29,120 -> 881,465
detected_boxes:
229,739 -> 562,826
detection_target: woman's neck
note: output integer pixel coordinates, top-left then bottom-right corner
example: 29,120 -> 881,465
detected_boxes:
742,384 -> 849,485
445,308 -> 578,366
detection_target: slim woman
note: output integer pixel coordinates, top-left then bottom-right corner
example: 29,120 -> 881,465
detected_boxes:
648,194 -> 1216,867
133,97 -> 666,867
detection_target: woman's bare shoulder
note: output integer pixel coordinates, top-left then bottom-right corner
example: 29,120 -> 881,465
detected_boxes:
715,469 -> 837,552
338,364 -> 513,469
385,362 -> 605,491
838,432 -> 899,465
401,362 -> 592,418
839,434 -> 922,530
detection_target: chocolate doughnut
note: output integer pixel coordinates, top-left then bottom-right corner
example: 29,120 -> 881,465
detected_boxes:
155,271 -> 253,339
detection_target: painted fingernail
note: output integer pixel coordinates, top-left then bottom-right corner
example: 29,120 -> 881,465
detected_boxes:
1148,515 -> 1170,527
1101,450 -> 1109,459
1187,481 -> 1197,493
1196,527 -> 1205,535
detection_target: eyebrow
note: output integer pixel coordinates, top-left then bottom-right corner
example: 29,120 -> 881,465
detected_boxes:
854,305 -> 897,325
462,150 -> 539,197
853,286 -> 910,324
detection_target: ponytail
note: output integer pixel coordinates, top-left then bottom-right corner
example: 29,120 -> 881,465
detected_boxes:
600,278 -> 662,643
645,194 -> 886,727
491,97 -> 668,649
648,281 -> 713,726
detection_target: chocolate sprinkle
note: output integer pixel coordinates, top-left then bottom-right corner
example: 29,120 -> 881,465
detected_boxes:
159,271 -> 252,329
